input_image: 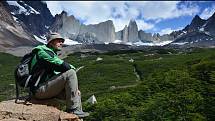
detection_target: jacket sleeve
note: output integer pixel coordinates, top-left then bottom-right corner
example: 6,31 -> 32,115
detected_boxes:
37,50 -> 76,72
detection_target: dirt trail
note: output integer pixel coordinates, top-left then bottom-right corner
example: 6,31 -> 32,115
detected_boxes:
109,63 -> 142,90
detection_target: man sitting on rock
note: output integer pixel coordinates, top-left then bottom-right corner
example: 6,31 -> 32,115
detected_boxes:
29,32 -> 89,118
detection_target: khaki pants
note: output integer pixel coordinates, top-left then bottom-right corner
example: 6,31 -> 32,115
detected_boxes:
34,69 -> 82,110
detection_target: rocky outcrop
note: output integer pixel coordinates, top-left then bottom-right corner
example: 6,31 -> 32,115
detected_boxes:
115,30 -> 122,41
122,25 -> 129,42
159,34 -> 174,42
169,12 -> 215,47
0,99 -> 80,121
116,20 -> 139,43
138,30 -> 153,42
76,32 -> 101,44
1,0 -> 215,48
128,20 -> 139,42
116,20 -> 174,43
81,20 -> 115,43
50,11 -> 115,44
184,15 -> 206,32
50,11 -> 81,39
138,30 -> 174,43
204,12 -> 215,36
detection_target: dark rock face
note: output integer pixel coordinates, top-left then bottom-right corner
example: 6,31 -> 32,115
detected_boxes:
3,1 -> 54,36
174,31 -> 214,43
170,12 -> 215,47
184,15 -> 206,32
204,12 -> 215,36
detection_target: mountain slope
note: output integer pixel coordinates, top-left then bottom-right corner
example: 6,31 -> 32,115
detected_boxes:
170,12 -> 215,47
3,1 -> 54,36
0,2 -> 38,51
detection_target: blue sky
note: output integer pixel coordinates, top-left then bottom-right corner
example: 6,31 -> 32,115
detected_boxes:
45,1 -> 215,35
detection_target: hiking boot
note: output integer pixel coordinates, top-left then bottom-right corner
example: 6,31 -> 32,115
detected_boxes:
66,109 -> 90,118
73,110 -> 90,118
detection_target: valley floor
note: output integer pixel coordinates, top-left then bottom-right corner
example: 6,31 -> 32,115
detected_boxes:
0,47 -> 215,121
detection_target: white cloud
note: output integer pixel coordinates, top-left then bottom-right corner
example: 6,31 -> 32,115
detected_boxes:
112,19 -> 129,32
45,1 -> 62,16
200,4 -> 215,19
136,20 -> 154,31
46,1 -> 155,31
45,1 -> 200,32
159,27 -> 183,35
159,28 -> 174,35
123,1 -> 199,20
129,1 -> 179,20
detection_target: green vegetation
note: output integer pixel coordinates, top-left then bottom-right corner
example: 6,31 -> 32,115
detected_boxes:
1,47 -> 215,120
0,53 -> 20,101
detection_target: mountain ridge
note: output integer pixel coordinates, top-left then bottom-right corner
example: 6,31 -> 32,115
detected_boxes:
1,1 -> 215,50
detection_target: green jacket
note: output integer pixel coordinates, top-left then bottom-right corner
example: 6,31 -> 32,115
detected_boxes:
29,45 -> 75,90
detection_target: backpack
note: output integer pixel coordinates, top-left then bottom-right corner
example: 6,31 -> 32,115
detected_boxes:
14,50 -> 44,103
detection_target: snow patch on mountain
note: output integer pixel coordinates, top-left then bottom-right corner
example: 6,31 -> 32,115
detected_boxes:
34,35 -> 81,45
12,16 -> 19,22
7,1 -> 27,14
21,1 -> 40,15
104,40 -> 173,46
45,25 -> 49,29
133,41 -> 173,46
7,1 -> 40,15
113,40 -> 122,44
199,27 -> 204,31
171,42 -> 189,45
64,38 -> 81,45
125,42 -> 133,46
33,35 -> 47,44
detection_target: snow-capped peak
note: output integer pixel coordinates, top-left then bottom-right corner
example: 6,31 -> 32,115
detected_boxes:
7,1 -> 40,15
133,40 -> 173,46
64,38 -> 82,45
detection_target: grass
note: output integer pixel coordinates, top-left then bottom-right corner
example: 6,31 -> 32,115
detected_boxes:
1,47 -> 215,120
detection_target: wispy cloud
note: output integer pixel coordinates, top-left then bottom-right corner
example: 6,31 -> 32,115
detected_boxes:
136,20 -> 154,31
200,4 -> 215,19
159,27 -> 183,35
45,1 -> 200,32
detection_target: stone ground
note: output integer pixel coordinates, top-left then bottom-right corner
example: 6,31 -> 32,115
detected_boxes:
0,99 -> 81,121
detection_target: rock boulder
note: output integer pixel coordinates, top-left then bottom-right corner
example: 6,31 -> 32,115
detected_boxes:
0,99 -> 80,121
